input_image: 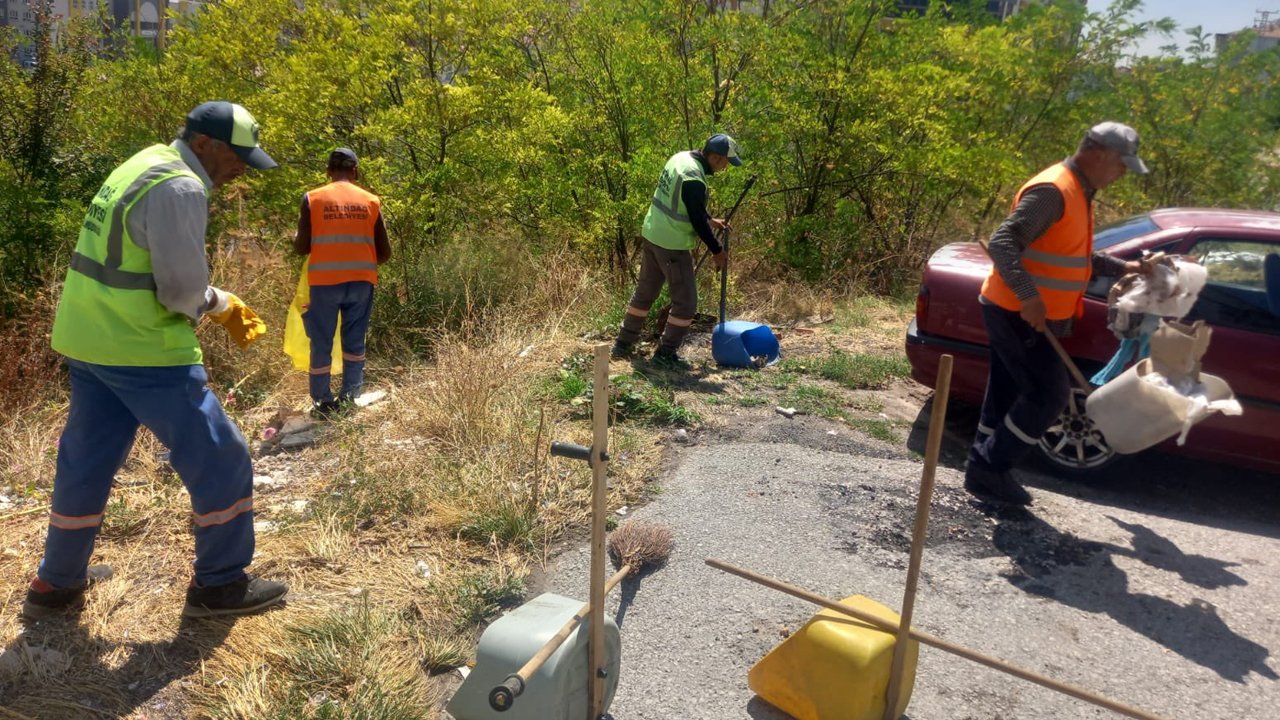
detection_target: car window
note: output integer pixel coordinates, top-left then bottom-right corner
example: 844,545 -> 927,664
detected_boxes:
1187,238 -> 1280,335
1192,239 -> 1270,290
1093,215 -> 1160,251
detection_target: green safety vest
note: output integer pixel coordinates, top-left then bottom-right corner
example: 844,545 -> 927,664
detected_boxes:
51,144 -> 206,366
642,151 -> 706,251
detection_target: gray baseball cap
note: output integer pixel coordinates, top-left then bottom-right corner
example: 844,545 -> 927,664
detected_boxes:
1086,122 -> 1148,174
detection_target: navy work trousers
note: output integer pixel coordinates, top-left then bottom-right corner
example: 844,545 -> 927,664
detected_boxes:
38,360 -> 255,589
969,302 -> 1071,472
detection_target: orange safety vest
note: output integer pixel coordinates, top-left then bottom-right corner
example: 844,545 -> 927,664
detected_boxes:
306,181 -> 381,286
981,163 -> 1093,320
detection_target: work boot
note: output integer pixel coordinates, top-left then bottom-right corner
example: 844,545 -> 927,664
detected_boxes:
310,399 -> 344,420
651,350 -> 691,371
183,575 -> 288,619
21,564 -> 114,620
611,340 -> 636,360
963,464 -> 1032,506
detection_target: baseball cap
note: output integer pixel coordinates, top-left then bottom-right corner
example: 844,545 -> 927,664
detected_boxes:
184,101 -> 277,170
703,133 -> 742,166
328,147 -> 359,170
1085,122 -> 1148,175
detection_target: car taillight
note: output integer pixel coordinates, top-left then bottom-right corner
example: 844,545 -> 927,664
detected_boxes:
916,284 -> 929,322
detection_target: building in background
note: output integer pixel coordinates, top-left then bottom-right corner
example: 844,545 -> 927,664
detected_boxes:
895,0 -> 1084,20
1215,10 -> 1280,55
2,0 -> 202,65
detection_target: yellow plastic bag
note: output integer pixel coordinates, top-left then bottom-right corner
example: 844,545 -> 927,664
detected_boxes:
284,267 -> 343,373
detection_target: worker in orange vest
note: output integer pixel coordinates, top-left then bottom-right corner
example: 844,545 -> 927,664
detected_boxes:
293,148 -> 391,417
967,122 -> 1154,505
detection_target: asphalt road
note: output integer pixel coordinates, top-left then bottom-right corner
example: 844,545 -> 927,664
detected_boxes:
542,406 -> 1280,720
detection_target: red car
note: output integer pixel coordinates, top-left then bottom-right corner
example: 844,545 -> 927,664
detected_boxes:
906,208 -> 1280,475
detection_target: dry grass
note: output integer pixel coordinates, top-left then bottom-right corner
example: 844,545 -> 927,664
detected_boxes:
0,241 -> 667,719
0,232 -> 908,718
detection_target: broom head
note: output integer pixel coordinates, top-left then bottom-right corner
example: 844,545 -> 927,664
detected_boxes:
607,520 -> 674,574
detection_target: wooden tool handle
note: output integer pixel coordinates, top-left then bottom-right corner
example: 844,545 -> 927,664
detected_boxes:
489,566 -> 631,711
588,344 -> 610,718
883,354 -> 953,719
1043,329 -> 1093,394
705,559 -> 1172,720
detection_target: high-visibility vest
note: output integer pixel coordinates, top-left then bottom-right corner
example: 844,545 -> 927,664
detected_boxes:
981,163 -> 1094,320
642,151 -> 706,252
51,144 -> 205,366
306,181 -> 381,286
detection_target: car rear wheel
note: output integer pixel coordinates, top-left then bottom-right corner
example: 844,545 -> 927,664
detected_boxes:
1036,388 -> 1118,475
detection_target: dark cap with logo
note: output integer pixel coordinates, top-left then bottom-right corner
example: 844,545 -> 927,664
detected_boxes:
184,101 -> 276,170
328,147 -> 359,170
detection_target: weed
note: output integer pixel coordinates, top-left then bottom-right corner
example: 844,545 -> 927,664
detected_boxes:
816,350 -> 910,390
737,395 -> 768,407
99,497 -> 149,540
847,418 -> 900,444
447,567 -> 526,629
459,499 -> 539,551
552,370 -> 590,402
782,349 -> 909,390
764,369 -> 798,390
418,635 -> 471,674
610,374 -> 700,426
199,602 -> 433,719
782,384 -> 845,419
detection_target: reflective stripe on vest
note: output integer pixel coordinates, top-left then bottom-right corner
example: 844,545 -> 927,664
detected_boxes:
642,151 -> 705,251
307,181 -> 381,286
980,163 -> 1094,320
69,159 -> 190,291
50,144 -> 205,367
650,172 -> 690,222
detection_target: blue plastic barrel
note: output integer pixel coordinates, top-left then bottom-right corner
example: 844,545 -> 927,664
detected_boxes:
712,320 -> 781,368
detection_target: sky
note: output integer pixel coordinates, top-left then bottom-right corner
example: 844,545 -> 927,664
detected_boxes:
1097,0 -> 1274,55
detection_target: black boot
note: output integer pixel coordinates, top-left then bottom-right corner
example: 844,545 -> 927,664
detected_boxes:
963,463 -> 1032,505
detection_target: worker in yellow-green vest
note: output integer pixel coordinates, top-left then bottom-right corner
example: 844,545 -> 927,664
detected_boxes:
613,133 -> 743,369
23,102 -> 288,621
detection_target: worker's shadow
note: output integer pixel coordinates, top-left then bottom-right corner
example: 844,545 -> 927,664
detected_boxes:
991,508 -> 1276,683
0,612 -> 239,718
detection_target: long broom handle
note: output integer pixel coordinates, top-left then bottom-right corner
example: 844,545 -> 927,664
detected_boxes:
488,566 -> 632,712
693,174 -> 758,274
704,559 -> 1172,720
1043,329 -> 1094,394
718,229 -> 730,325
883,354 -> 952,720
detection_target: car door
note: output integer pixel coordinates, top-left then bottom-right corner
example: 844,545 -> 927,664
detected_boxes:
1168,230 -> 1280,471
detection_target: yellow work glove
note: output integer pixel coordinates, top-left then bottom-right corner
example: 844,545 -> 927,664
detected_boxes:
208,289 -> 267,349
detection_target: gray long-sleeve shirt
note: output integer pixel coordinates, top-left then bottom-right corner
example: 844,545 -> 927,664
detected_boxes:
125,140 -> 219,320
985,159 -> 1128,334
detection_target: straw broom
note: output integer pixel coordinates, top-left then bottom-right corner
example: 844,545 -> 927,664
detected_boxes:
488,521 -> 674,711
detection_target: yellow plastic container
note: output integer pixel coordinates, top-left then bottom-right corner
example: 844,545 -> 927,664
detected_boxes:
748,594 -> 918,720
